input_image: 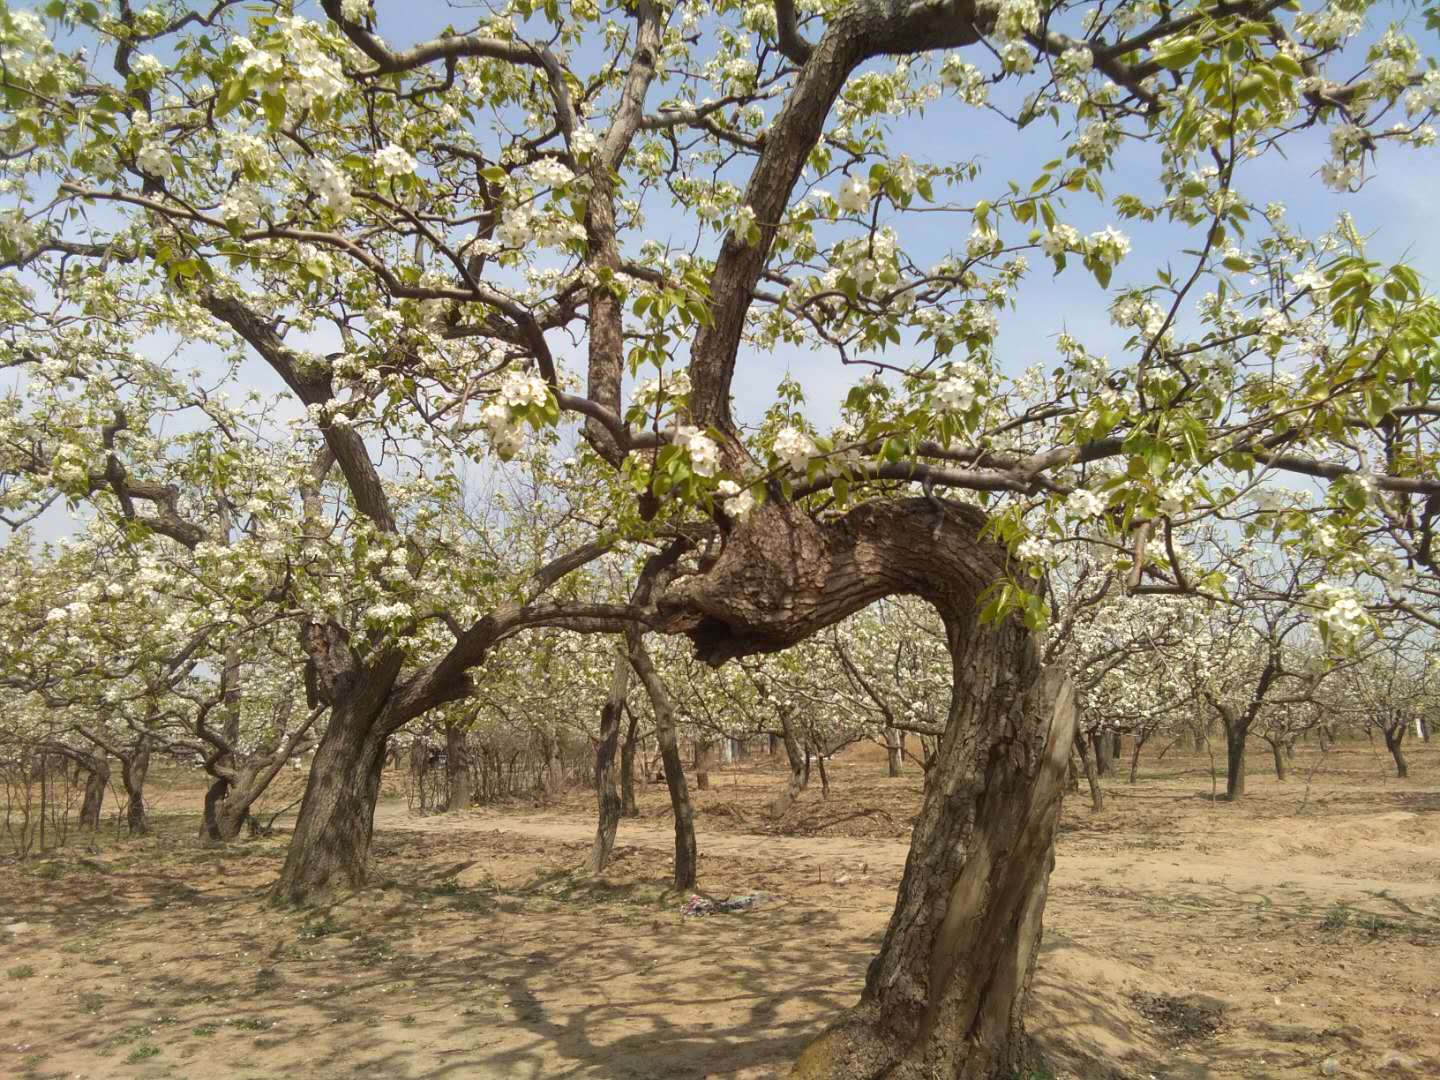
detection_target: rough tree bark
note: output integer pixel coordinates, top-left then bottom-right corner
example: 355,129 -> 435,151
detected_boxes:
1384,724 -> 1409,778
695,738 -> 713,791
620,702 -> 641,817
1222,712 -> 1247,801
655,499 -> 1075,1078
590,646 -> 632,873
629,635 -> 698,890
79,755 -> 108,829
885,727 -> 903,777
445,721 -> 473,811
1090,731 -> 1110,776
1111,731 -> 1123,761
122,736 -> 151,836
1269,738 -> 1288,781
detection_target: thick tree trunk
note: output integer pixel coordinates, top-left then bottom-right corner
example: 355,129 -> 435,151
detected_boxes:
790,627 -> 1076,1080
1270,740 -> 1288,781
1110,731 -> 1123,761
590,649 -> 631,874
653,499 -> 1077,1078
620,704 -> 640,817
272,702 -> 388,905
884,727 -> 902,777
445,722 -> 472,811
78,756 -> 108,829
1385,729 -> 1409,779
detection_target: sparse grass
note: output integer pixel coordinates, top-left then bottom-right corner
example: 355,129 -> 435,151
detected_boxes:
191,1024 -> 218,1037
231,1017 -> 272,1031
1320,902 -> 1352,929
78,990 -> 105,1013
298,913 -> 343,939
7,963 -> 36,980
31,862 -> 66,880
124,1044 -> 160,1064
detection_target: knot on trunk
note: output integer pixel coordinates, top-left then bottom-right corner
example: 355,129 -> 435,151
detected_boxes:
656,497 -> 1001,666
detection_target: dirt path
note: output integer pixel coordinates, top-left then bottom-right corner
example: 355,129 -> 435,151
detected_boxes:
4,753 -> 1438,1079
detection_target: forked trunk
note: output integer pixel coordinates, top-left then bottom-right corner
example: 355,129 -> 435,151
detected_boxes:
122,739 -> 151,836
78,756 -> 108,829
1090,731 -> 1109,776
651,499 -> 1076,1078
445,722 -> 472,811
1385,728 -> 1409,779
272,702 -> 388,905
790,625 -> 1075,1079
590,649 -> 630,874
628,637 -> 697,890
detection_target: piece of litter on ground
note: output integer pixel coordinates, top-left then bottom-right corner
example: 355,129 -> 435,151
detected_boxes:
681,893 -> 779,916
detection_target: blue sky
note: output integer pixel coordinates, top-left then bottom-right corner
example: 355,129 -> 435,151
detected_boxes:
8,0 -> 1439,540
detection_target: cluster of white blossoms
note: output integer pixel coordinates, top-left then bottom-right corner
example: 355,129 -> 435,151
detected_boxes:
364,600 -> 414,626
634,369 -> 691,406
1041,223 -> 1080,257
933,362 -> 986,412
938,57 -> 988,104
1054,45 -> 1095,79
1110,292 -> 1168,338
301,157 -> 352,212
1065,488 -> 1108,520
130,53 -> 168,83
495,207 -> 585,250
716,479 -> 755,521
480,370 -> 549,456
340,0 -> 371,20
773,425 -> 817,471
528,158 -> 576,189
374,142 -> 417,178
136,141 -> 174,179
1314,582 -> 1369,642
1072,120 -> 1120,167
984,0 -> 1040,41
1,9 -> 77,88
837,176 -> 872,214
1088,225 -> 1131,265
1016,535 -> 1055,563
220,181 -> 266,225
1157,477 -> 1192,515
1319,122 -> 1369,191
675,426 -> 721,477
280,18 -> 347,109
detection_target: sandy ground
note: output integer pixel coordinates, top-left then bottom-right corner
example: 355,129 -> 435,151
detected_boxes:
1,742 -> 1437,1079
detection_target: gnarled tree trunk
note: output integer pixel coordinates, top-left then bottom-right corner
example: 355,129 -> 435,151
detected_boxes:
655,499 -> 1075,1077
272,694 -> 391,905
1269,739 -> 1288,781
